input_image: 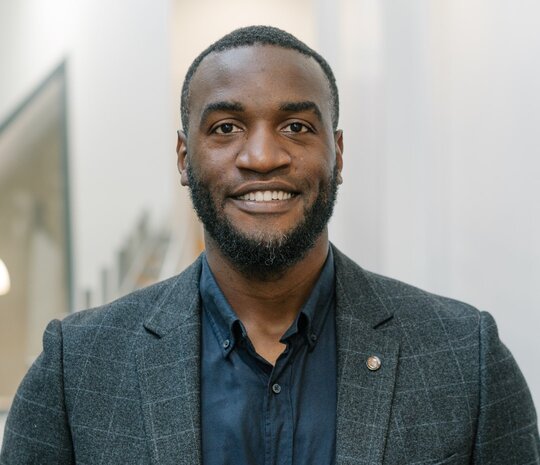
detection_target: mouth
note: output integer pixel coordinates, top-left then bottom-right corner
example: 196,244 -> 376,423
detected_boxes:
236,190 -> 296,202
229,185 -> 300,215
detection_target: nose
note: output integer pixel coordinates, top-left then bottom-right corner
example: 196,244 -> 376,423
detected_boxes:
235,124 -> 291,173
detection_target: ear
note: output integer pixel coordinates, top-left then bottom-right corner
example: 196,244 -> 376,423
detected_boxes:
334,129 -> 344,185
176,130 -> 189,186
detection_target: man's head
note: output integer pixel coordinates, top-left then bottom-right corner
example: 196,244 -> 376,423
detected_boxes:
177,26 -> 343,279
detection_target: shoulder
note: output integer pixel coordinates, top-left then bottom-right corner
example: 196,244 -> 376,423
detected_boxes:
332,245 -> 484,355
66,256 -> 202,325
63,273 -> 180,330
59,256 -> 203,351
333,244 -> 480,321
366,268 -> 480,323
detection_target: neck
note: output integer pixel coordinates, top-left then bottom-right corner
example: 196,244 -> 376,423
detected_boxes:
205,232 -> 330,363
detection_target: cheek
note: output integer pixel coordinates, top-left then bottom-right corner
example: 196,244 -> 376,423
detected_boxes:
189,141 -> 238,179
189,156 -> 224,185
295,152 -> 335,183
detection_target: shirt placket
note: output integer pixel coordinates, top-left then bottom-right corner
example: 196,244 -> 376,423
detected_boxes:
263,341 -> 298,465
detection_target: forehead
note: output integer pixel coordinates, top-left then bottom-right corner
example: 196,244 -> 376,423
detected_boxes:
188,45 -> 332,127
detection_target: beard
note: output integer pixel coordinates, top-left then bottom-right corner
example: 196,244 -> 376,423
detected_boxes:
187,166 -> 339,280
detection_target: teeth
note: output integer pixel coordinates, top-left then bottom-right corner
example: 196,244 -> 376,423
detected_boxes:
237,190 -> 294,202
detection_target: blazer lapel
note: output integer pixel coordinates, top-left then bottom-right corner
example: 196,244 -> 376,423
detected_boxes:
333,247 -> 400,465
136,257 -> 203,465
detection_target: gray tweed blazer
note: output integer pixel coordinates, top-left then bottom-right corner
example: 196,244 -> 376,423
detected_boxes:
1,246 -> 539,464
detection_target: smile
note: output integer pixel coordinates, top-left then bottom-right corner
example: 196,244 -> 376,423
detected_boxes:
236,190 -> 296,202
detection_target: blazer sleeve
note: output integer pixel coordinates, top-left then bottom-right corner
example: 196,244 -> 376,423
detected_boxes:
0,319 -> 75,464
473,311 -> 540,463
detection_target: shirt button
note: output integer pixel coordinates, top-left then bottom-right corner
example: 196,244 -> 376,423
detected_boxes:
222,339 -> 230,349
271,383 -> 282,394
310,333 -> 317,342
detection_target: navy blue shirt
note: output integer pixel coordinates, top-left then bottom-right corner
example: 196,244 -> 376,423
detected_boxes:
200,250 -> 337,465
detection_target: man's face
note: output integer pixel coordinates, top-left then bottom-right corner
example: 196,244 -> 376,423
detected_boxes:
178,45 -> 343,277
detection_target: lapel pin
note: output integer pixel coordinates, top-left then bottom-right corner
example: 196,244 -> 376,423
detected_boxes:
366,355 -> 381,371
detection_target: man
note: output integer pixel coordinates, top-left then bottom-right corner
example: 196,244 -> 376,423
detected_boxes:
1,26 -> 539,465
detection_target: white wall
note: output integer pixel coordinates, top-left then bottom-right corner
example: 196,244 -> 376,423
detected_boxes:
0,0 -> 175,306
323,0 -> 540,406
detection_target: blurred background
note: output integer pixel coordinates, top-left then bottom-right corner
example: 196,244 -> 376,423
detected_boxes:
0,0 -> 539,441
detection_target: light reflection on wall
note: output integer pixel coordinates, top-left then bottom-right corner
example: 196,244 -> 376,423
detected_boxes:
0,259 -> 10,296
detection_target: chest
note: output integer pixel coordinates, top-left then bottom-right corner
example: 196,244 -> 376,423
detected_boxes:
200,308 -> 337,465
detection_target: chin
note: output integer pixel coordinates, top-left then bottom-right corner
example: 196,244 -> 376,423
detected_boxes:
232,222 -> 300,246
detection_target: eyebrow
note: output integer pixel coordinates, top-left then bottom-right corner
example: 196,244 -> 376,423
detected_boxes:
198,100 -> 323,127
279,101 -> 322,122
200,101 -> 245,126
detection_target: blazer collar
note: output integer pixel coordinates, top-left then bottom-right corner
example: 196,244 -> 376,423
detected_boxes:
142,246 -> 394,335
142,255 -> 203,337
332,244 -> 394,328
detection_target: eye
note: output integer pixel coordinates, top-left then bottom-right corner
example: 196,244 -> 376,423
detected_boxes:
282,122 -> 311,134
213,123 -> 242,134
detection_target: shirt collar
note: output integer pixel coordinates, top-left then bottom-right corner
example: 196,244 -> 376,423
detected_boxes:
282,247 -> 335,350
199,247 -> 335,358
200,256 -> 240,357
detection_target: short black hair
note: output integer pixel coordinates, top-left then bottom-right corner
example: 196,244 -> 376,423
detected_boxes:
180,25 -> 339,133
